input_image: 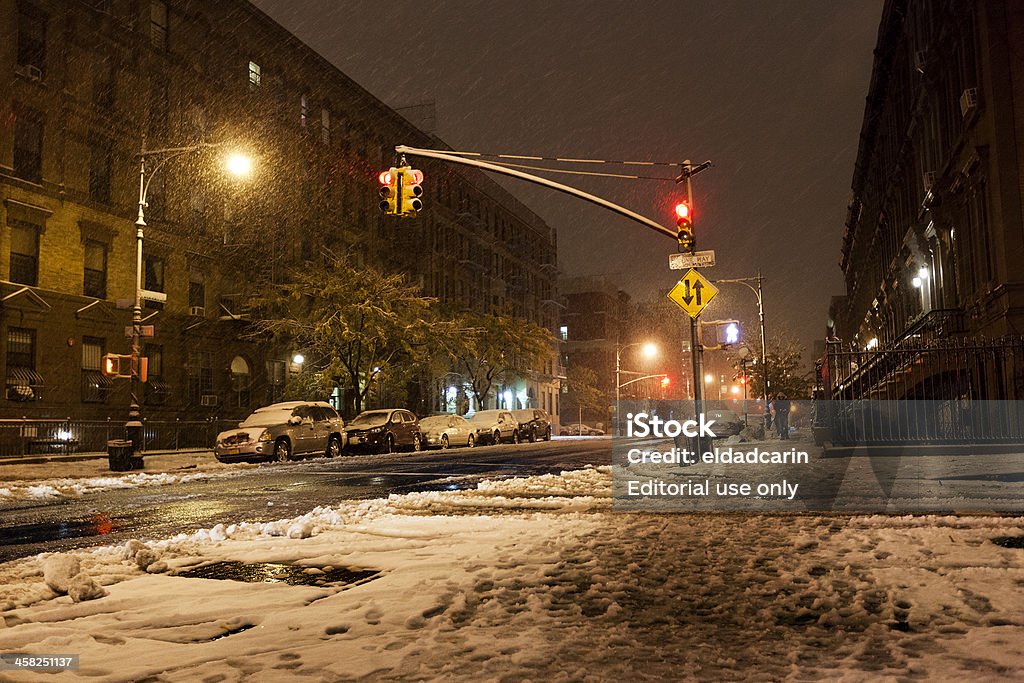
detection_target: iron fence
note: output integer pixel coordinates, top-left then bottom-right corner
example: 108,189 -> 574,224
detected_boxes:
819,336 -> 1024,445
0,418 -> 239,459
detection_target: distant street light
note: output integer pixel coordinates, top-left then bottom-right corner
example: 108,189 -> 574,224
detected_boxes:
615,341 -> 659,435
293,353 -> 305,365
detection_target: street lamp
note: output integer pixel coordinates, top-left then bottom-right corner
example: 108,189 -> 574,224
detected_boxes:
614,341 -> 658,435
713,274 -> 770,429
127,141 -> 253,452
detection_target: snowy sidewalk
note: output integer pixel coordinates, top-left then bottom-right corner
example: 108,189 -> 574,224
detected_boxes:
0,467 -> 1022,680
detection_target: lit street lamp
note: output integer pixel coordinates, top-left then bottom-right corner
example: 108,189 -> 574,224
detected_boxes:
126,141 -> 252,452
615,341 -> 658,435
713,274 -> 770,428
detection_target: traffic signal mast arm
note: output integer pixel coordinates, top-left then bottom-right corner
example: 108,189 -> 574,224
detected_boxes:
395,145 -> 680,241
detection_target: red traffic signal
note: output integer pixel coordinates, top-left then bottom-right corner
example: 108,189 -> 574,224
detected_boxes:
661,376 -> 671,387
675,201 -> 691,223
378,169 -> 395,185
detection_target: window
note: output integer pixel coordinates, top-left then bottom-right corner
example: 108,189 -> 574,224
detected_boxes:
144,344 -> 168,405
144,255 -> 164,310
186,350 -> 213,403
300,94 -> 308,127
188,269 -> 205,310
83,240 -> 107,298
89,139 -> 113,203
320,108 -> 331,144
559,325 -> 568,341
92,55 -> 115,110
13,109 -> 43,183
81,337 -> 109,403
230,355 -> 251,408
266,359 -> 286,402
17,3 -> 46,75
248,61 -> 261,89
150,0 -> 167,50
9,223 -> 39,286
6,327 -> 41,401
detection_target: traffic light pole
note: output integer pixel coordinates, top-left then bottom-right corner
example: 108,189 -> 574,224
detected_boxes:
713,274 -> 769,428
682,160 -> 704,424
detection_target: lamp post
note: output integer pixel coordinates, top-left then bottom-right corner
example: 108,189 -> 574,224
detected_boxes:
127,140 -> 252,451
615,341 -> 658,435
713,274 -> 769,428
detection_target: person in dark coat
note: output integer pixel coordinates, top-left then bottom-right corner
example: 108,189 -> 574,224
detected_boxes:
774,393 -> 791,439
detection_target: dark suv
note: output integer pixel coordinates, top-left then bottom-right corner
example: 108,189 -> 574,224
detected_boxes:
512,409 -> 552,442
345,409 -> 422,454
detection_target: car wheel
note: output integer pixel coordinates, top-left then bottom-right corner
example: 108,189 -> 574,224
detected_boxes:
274,438 -> 291,462
492,430 -> 501,445
413,434 -> 423,452
441,434 -> 450,449
325,436 -> 341,459
545,427 -> 552,441
528,427 -> 537,443
467,434 -> 475,448
380,434 -> 394,455
512,430 -> 520,444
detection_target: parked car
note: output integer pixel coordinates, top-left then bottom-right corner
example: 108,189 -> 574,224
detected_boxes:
345,409 -> 422,454
512,408 -> 552,442
704,408 -> 744,436
214,401 -> 345,463
467,409 -> 521,445
419,414 -> 477,449
559,423 -> 605,436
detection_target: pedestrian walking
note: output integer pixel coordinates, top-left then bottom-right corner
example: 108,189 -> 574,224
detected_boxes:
774,393 -> 791,439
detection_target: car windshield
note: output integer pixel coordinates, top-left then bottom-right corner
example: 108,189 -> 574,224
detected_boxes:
349,411 -> 391,427
512,410 -> 533,421
419,416 -> 448,428
239,407 -> 294,428
468,411 -> 499,423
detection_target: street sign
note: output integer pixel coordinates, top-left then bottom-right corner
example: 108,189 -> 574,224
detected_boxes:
124,325 -> 155,339
667,268 -> 719,319
669,250 -> 716,270
140,289 -> 167,303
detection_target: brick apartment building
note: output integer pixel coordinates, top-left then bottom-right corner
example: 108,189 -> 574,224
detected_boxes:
0,0 -> 560,423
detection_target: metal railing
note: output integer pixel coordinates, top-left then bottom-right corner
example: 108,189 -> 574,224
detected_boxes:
819,335 -> 1024,445
0,418 -> 239,459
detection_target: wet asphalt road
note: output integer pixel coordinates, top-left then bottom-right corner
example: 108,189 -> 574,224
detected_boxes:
0,439 -> 610,563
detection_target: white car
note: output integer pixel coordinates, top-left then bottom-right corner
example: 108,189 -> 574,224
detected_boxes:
419,414 -> 477,449
467,410 -> 521,445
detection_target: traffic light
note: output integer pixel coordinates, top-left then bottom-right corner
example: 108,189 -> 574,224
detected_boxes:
399,167 -> 424,216
716,320 -> 741,346
660,376 -> 671,388
102,353 -> 132,378
378,168 -> 398,215
675,201 -> 694,252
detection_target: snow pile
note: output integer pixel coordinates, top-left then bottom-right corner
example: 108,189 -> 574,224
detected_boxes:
0,469 -> 246,502
0,467 -> 1021,680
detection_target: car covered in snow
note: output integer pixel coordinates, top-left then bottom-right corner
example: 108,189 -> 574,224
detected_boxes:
466,409 -> 521,445
419,414 -> 478,449
345,409 -> 422,454
703,408 -> 744,436
214,401 -> 345,463
559,423 -> 605,436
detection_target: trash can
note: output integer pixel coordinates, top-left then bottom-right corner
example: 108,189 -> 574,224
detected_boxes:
107,439 -> 135,472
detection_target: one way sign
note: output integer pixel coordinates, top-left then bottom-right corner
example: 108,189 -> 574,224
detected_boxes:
667,268 -> 719,319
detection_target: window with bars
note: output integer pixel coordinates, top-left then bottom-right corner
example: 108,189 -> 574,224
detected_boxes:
83,240 -> 107,299
144,255 -> 164,309
144,344 -> 168,405
189,269 -> 205,310
300,94 -> 309,128
81,336 -> 109,403
6,327 -> 40,401
9,222 -> 39,286
13,109 -> 43,184
150,0 -> 167,50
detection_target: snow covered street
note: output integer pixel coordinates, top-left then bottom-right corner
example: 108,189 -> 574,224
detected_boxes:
0,466 -> 1022,680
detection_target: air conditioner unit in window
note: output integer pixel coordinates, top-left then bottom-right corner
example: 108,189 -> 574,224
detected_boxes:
960,88 -> 978,117
200,394 -> 218,406
189,306 -> 205,317
26,65 -> 42,81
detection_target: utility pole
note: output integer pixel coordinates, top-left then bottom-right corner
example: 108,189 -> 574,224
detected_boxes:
681,160 -> 704,422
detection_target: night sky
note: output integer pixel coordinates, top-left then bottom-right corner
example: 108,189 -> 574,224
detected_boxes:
250,0 -> 882,356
